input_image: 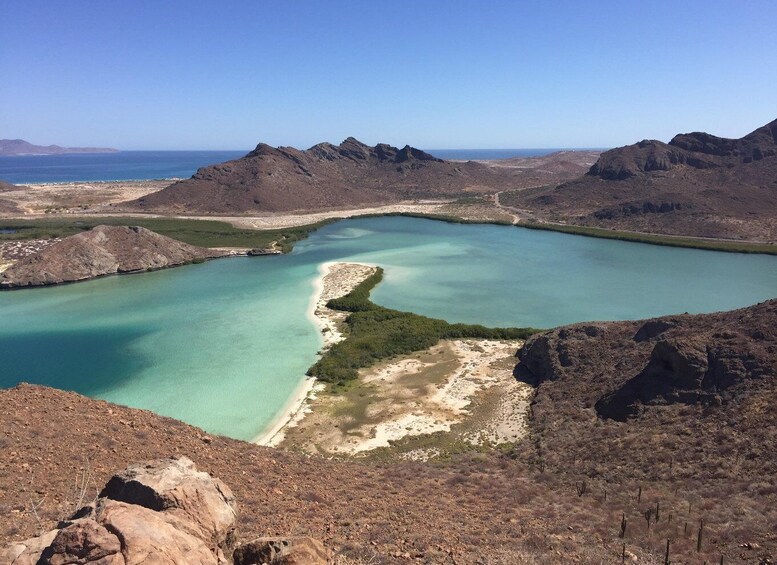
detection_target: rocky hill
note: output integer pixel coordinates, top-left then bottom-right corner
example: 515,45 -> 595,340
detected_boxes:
124,138 -> 526,214
502,119 -> 777,240
0,139 -> 117,156
0,225 -> 227,288
517,299 -> 776,558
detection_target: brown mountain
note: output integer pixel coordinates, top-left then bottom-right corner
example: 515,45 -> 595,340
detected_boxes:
503,119 -> 777,240
124,138 -> 523,214
0,225 -> 227,288
0,139 -> 118,156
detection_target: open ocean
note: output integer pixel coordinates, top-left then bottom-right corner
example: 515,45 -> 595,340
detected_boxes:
0,148 -> 574,184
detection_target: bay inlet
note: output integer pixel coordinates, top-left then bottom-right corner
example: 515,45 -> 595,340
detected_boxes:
1,216 -> 776,440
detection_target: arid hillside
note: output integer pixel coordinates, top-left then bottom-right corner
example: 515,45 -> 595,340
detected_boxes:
122,140 -> 596,215
2,302 -> 776,562
502,119 -> 777,241
518,299 -> 777,561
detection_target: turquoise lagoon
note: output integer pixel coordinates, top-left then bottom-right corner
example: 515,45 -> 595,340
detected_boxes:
2,216 -> 776,440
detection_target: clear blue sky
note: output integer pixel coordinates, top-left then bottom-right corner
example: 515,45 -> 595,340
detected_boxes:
1,1 -> 775,150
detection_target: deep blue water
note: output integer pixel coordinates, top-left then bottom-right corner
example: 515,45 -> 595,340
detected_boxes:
0,148 -> 598,184
0,151 -> 246,183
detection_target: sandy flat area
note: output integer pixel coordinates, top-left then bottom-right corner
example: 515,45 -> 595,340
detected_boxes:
269,261 -> 533,457
1,180 -> 172,214
280,339 -> 531,458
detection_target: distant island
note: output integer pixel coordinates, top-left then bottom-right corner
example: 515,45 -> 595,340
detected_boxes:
0,138 -> 118,156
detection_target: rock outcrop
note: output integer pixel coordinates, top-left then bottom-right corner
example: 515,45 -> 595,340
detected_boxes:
0,225 -> 228,289
123,137 -> 523,214
0,457 -> 333,565
503,118 -> 777,240
516,299 -> 777,483
233,537 -> 329,565
100,457 -> 238,557
519,300 -> 776,419
1,457 -> 238,564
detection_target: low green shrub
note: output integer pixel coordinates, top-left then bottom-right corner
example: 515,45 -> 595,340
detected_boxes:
307,266 -> 540,385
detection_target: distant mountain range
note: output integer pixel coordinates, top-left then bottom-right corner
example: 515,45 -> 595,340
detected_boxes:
126,137 -> 529,214
502,118 -> 777,241
0,139 -> 118,156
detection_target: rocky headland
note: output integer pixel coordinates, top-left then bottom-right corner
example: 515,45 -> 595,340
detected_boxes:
502,118 -> 777,241
0,225 -> 229,289
0,139 -> 118,156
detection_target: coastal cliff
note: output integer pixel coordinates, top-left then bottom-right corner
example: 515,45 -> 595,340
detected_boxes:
0,225 -> 228,288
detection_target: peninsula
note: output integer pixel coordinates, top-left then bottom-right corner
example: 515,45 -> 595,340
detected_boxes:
0,139 -> 118,156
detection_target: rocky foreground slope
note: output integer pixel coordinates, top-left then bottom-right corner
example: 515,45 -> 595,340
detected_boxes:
0,225 -> 227,288
124,138 -> 528,214
2,457 -> 329,565
1,301 -> 776,562
503,118 -> 777,240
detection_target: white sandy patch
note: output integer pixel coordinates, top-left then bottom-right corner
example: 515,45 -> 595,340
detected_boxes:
307,261 -> 377,350
255,261 -> 378,446
339,339 -> 528,454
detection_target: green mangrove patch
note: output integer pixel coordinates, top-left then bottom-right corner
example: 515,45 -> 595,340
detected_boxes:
306,267 -> 540,386
0,217 -> 333,252
518,222 -> 777,255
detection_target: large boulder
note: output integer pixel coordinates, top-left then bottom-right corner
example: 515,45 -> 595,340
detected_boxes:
99,457 -> 238,557
0,457 -> 240,565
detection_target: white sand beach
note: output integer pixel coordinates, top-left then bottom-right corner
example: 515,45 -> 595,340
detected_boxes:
254,261 -> 378,446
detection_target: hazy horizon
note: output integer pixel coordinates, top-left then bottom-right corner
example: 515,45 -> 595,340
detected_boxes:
2,1 -> 775,150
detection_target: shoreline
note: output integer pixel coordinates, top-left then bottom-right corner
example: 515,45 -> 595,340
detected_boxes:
254,260 -> 378,446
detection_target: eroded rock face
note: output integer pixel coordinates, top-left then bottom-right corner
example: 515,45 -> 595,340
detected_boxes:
0,225 -> 227,289
517,299 -> 777,422
99,457 -> 238,556
233,536 -> 330,565
1,457 -> 241,565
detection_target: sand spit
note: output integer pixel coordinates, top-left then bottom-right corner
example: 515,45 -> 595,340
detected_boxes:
255,261 -> 377,447
268,260 -> 533,457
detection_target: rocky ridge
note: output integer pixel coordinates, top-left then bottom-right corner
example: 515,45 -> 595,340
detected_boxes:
0,225 -> 228,289
503,118 -> 777,240
124,138 -> 525,214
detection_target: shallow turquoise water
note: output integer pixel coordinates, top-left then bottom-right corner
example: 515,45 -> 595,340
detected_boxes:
2,216 -> 776,440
